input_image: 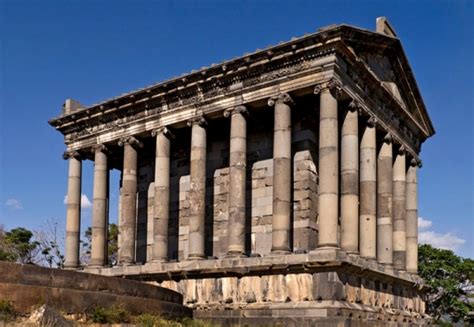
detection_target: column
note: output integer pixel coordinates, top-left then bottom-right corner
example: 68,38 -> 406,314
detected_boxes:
151,127 -> 173,261
63,150 -> 82,269
118,136 -> 142,265
90,145 -> 109,267
315,82 -> 339,248
268,93 -> 293,253
224,106 -> 248,256
359,117 -> 377,259
340,101 -> 359,253
406,159 -> 419,274
187,116 -> 207,259
393,147 -> 407,270
377,133 -> 393,265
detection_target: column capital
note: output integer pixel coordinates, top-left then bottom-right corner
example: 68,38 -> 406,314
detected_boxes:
63,150 -> 82,160
224,105 -> 248,118
118,136 -> 143,148
314,79 -> 344,99
383,132 -> 393,144
151,127 -> 175,139
367,116 -> 377,128
397,145 -> 407,155
267,93 -> 294,107
187,115 -> 207,127
348,99 -> 360,112
91,144 -> 109,153
410,157 -> 422,168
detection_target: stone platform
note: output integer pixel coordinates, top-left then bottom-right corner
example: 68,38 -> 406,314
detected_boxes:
86,248 -> 431,326
0,262 -> 191,318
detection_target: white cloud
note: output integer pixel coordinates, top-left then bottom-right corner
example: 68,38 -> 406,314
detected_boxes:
63,194 -> 92,209
418,216 -> 466,252
419,230 -> 466,252
418,217 -> 433,229
5,198 -> 23,210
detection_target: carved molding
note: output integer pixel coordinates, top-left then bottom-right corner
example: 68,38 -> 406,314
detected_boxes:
118,136 -> 143,148
314,79 -> 345,100
397,145 -> 406,155
267,93 -> 294,107
151,127 -> 175,139
187,116 -> 207,127
223,105 -> 248,118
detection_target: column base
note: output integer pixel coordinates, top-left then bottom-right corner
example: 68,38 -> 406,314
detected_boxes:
187,254 -> 206,260
149,258 -> 168,263
225,252 -> 247,258
268,250 -> 291,256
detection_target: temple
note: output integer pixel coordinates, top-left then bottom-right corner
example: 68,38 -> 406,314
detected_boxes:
50,17 -> 434,325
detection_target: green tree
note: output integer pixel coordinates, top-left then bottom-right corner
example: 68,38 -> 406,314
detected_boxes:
82,223 -> 119,266
0,225 -> 16,262
1,227 -> 39,264
418,244 -> 474,322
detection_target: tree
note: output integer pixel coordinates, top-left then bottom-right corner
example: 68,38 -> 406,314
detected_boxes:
418,244 -> 474,323
1,227 -> 39,264
0,225 -> 16,262
82,223 -> 119,266
34,218 -> 65,268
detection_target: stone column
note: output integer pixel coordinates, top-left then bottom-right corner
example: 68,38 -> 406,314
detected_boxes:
187,116 -> 207,259
90,145 -> 109,267
118,136 -> 142,265
224,106 -> 248,256
268,93 -> 293,254
151,127 -> 173,261
393,147 -> 407,270
377,133 -> 393,266
340,101 -> 359,253
359,117 -> 377,259
315,82 -> 340,248
63,151 -> 82,269
406,159 -> 419,274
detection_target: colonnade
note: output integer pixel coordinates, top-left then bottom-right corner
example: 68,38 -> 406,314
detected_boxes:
63,83 -> 420,274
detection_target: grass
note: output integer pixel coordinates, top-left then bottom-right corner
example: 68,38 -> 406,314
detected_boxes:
88,306 -> 216,326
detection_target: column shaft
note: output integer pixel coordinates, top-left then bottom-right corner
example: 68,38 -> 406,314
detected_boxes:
318,88 -> 339,248
406,164 -> 418,273
359,120 -> 377,259
152,128 -> 171,261
340,105 -> 359,253
393,150 -> 407,270
188,118 -> 207,259
226,107 -> 247,256
90,146 -> 109,266
269,94 -> 293,253
64,153 -> 82,268
118,140 -> 139,264
377,137 -> 393,265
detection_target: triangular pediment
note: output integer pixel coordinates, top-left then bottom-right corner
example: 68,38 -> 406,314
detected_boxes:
339,27 -> 435,138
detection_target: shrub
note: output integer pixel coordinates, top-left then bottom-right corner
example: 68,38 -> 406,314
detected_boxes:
90,305 -> 130,324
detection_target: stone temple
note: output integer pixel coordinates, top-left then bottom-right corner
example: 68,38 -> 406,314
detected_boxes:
49,17 -> 434,325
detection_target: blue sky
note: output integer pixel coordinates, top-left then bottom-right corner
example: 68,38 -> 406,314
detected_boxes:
0,0 -> 472,258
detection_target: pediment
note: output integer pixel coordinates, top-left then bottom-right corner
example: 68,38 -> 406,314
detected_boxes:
340,27 -> 435,138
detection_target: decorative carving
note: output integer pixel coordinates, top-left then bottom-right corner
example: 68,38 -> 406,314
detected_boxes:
118,136 -> 143,148
224,105 -> 248,118
151,127 -> 175,139
267,93 -> 294,107
63,150 -> 82,160
187,116 -> 207,127
409,157 -> 422,168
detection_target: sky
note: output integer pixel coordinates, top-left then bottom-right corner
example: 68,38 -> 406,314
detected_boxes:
0,0 -> 472,258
